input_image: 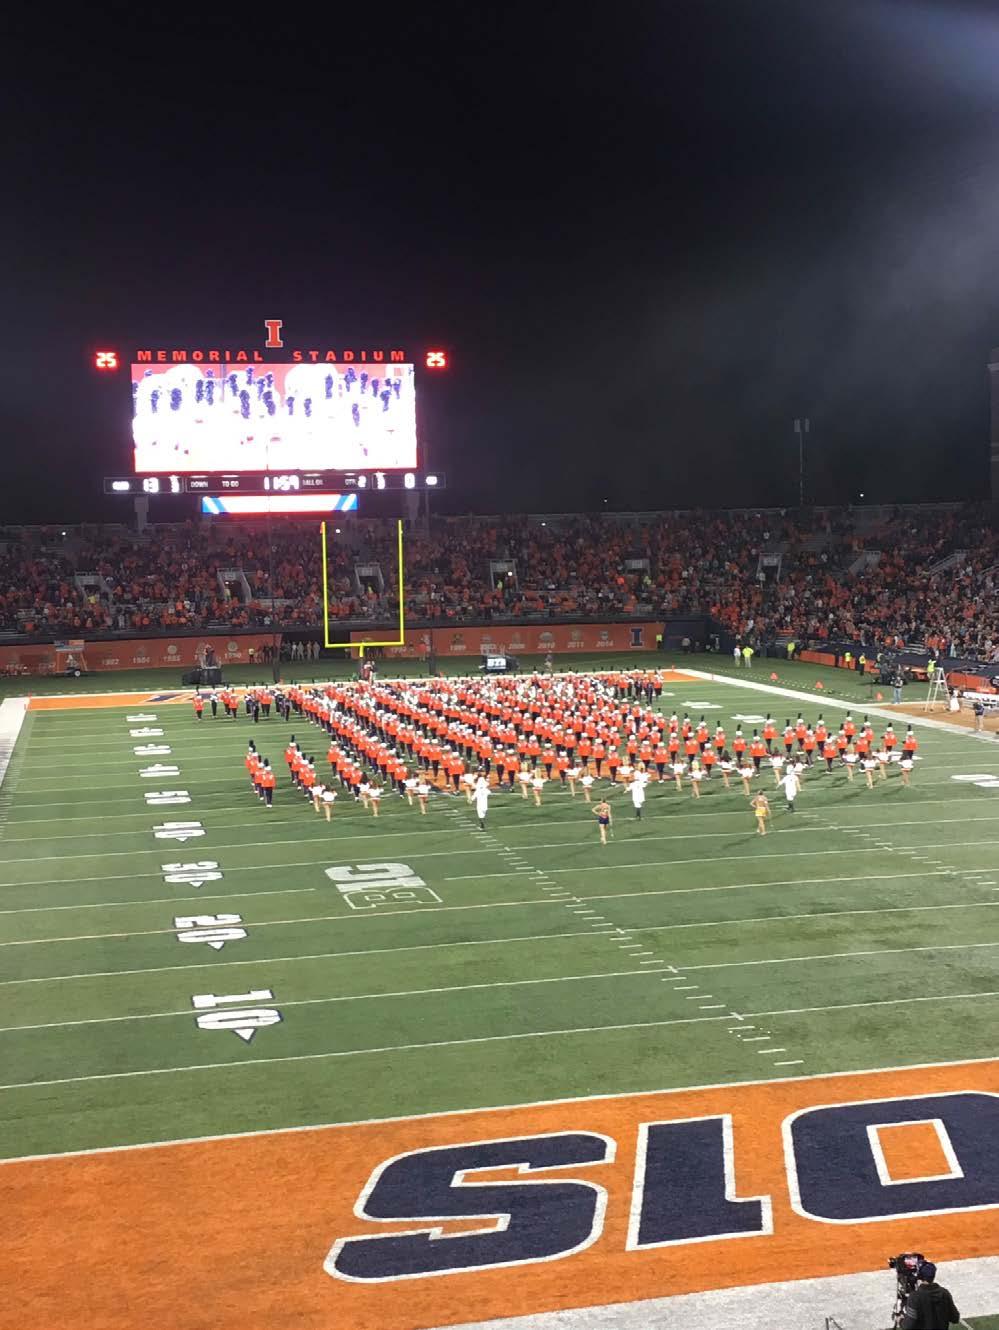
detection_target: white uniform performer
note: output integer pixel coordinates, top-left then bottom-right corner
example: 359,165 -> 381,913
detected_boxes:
780,768 -> 800,811
474,776 -> 490,830
630,778 -> 646,819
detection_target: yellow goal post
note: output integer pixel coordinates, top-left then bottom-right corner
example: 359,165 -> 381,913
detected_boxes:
320,517 -> 406,652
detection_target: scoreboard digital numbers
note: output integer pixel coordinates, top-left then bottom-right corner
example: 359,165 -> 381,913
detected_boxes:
104,470 -> 445,495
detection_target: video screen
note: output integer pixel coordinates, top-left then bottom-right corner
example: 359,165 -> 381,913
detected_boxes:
132,362 -> 417,472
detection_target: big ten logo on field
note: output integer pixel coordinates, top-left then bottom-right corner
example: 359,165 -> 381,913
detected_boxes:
139,762 -> 180,778
325,862 -> 442,911
130,726 -> 164,737
126,713 -> 158,723
191,988 -> 281,1043
315,1063 -> 999,1330
134,743 -> 172,756
173,913 -> 246,950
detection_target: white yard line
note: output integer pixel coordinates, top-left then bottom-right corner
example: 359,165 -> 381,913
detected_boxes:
0,927 -> 628,985
0,967 -> 663,1035
5,985 -> 999,1094
6,875 -> 994,955
445,841 -> 999,880
0,863 -> 964,906
2,787 -> 997,865
3,1049 -> 999,1165
0,1013 -> 736,1093
0,886 -> 318,918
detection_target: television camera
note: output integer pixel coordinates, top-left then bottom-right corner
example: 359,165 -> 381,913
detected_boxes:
888,1252 -> 926,1327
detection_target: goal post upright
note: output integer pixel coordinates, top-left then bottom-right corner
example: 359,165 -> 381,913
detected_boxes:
321,517 -> 406,651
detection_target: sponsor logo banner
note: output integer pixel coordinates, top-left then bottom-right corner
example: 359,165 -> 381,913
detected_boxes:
0,635 -> 280,674
350,623 -> 658,658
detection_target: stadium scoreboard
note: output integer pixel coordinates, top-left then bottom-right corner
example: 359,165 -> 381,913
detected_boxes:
97,321 -> 450,504
104,470 -> 445,495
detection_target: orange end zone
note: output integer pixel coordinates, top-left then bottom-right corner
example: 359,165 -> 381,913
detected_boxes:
27,692 -> 195,711
875,1120 -> 957,1184
3,1060 -> 999,1330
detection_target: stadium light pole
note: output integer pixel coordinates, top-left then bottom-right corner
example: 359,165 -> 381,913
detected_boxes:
794,417 -> 810,507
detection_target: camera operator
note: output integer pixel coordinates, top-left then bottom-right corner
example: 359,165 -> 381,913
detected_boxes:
897,1261 -> 961,1329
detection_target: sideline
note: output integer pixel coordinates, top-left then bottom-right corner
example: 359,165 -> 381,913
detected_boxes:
683,668 -> 998,741
444,1254 -> 999,1330
0,699 -> 28,790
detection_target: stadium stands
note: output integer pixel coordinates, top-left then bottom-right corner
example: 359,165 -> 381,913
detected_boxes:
0,504 -> 996,661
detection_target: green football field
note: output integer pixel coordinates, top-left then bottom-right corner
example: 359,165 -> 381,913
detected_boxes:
1,666 -> 997,1329
2,672 -> 999,1160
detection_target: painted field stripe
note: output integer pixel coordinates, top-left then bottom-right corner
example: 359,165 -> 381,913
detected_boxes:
0,927 -> 633,986
0,967 -> 665,1035
7,984 -> 999,1095
682,665 -> 994,735
5,810 -> 998,862
683,937 -> 999,971
2,1049 -> 998,1165
445,844 -> 999,881
746,989 -> 999,1019
0,886 -> 320,918
2,879 -> 996,952
0,1011 -> 736,1093
0,862 -> 959,900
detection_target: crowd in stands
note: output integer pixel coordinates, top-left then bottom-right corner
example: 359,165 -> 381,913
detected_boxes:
0,503 -> 995,661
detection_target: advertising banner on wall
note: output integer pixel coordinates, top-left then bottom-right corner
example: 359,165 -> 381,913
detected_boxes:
352,622 -> 658,658
0,634 -> 280,675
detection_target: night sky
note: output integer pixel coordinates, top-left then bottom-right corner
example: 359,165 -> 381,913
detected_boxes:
8,1 -> 999,523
